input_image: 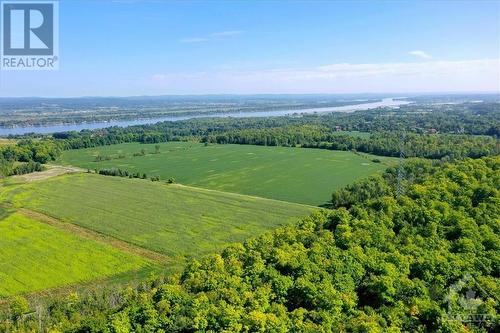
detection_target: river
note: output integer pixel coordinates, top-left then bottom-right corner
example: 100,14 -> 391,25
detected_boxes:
0,98 -> 410,136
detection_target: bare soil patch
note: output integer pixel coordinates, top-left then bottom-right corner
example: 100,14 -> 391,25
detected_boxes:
13,165 -> 84,182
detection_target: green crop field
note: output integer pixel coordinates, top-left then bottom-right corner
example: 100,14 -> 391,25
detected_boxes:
0,209 -> 149,297
57,142 -> 394,205
1,173 -> 314,258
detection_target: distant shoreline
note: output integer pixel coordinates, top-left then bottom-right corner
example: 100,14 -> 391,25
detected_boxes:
0,98 -> 410,136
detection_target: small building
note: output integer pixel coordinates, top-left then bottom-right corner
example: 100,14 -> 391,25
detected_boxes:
427,128 -> 438,134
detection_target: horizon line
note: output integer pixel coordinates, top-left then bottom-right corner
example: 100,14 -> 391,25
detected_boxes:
1,91 -> 499,99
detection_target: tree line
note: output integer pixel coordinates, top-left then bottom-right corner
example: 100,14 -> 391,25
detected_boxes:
95,168 -> 173,183
205,126 -> 499,159
0,160 -> 44,177
0,139 -> 59,177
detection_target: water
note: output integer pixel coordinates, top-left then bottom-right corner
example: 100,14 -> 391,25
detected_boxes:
0,98 -> 410,136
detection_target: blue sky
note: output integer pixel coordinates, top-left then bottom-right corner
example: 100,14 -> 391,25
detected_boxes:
1,0 -> 499,97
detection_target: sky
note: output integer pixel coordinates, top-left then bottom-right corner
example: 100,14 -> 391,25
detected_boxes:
0,0 -> 499,97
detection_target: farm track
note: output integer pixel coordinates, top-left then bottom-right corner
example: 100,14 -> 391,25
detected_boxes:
13,206 -> 172,264
12,165 -> 84,182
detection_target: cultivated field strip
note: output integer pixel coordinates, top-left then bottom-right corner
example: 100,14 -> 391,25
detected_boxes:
0,210 -> 150,297
16,207 -> 171,264
1,173 -> 315,258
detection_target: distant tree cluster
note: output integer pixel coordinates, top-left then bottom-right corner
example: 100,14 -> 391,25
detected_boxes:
0,139 -> 61,164
3,156 -> 498,332
0,160 -> 44,177
96,168 -> 168,183
133,149 -> 147,157
94,155 -> 112,162
97,168 -> 147,179
0,139 -> 58,177
11,161 -> 44,175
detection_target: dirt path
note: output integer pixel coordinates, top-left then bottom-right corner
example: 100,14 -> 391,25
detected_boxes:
17,207 -> 172,264
12,165 -> 84,182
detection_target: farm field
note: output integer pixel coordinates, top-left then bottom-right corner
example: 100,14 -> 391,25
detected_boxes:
0,209 -> 150,297
57,142 -> 395,205
1,173 -> 314,258
0,139 -> 16,146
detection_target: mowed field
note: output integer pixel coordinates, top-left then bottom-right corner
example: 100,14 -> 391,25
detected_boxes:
0,208 -> 149,297
57,142 -> 395,205
1,173 -> 314,258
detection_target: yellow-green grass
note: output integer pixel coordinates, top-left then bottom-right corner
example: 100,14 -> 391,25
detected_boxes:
1,173 -> 314,258
57,142 -> 395,205
0,209 -> 150,297
0,138 -> 16,146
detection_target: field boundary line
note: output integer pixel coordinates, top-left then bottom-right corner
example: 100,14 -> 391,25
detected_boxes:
53,168 -> 322,208
14,206 -> 172,264
168,183 -> 321,210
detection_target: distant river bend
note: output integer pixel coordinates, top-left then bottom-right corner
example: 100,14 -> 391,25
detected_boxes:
0,98 -> 410,136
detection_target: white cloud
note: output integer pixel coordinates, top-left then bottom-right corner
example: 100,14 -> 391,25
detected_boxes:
409,50 -> 432,59
180,37 -> 209,43
210,30 -> 243,38
180,30 -> 243,43
151,74 -> 167,80
148,59 -> 500,94
111,0 -> 162,3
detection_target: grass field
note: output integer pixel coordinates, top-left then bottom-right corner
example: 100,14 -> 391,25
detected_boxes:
0,138 -> 16,146
1,173 -> 314,258
57,142 -> 394,205
0,209 -> 150,297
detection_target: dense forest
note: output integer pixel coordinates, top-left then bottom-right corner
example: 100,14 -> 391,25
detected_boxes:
2,157 -> 498,332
